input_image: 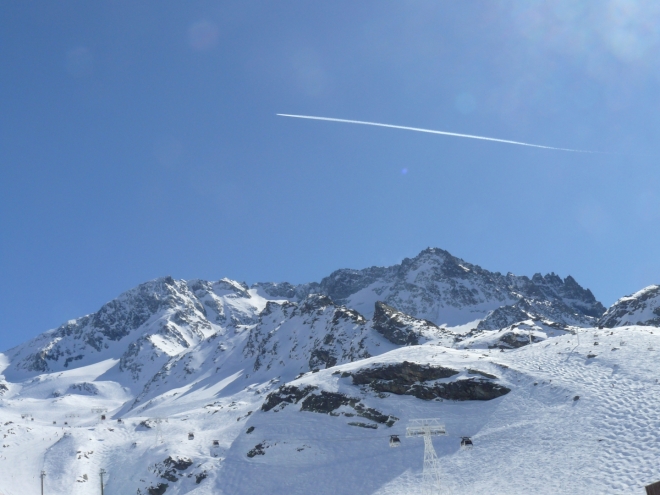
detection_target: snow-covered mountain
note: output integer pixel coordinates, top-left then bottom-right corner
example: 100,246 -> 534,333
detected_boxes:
598,285 -> 660,328
290,248 -> 605,328
4,277 -> 276,386
1,248 -> 658,495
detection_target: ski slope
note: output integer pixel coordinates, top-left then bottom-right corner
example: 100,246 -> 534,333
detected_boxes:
1,325 -> 659,494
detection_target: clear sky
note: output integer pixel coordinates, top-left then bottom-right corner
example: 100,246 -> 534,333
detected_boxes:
2,1 -> 660,350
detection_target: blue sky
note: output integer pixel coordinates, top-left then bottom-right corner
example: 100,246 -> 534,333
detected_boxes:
2,1 -> 660,350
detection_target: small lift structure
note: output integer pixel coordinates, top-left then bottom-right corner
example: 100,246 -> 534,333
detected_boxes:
91,408 -> 108,421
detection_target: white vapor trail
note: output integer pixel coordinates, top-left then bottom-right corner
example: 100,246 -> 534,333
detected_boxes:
277,114 -> 598,153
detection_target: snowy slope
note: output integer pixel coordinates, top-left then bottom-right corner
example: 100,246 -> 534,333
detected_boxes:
127,295 -> 448,416
2,326 -> 660,494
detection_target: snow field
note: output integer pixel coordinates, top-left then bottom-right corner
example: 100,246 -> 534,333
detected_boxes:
2,327 -> 660,494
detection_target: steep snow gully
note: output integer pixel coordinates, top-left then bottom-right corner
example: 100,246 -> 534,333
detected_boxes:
0,248 -> 658,494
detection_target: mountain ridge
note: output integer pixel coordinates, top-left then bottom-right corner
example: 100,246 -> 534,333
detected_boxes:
4,247 -> 606,382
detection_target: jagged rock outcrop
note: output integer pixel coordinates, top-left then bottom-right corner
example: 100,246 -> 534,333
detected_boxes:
261,385 -> 317,412
261,384 -> 397,426
251,281 -> 319,300
243,295 -> 386,375
373,302 -> 425,345
477,295 -> 597,331
460,319 -> 572,350
492,331 -> 543,349
598,285 -> 660,328
4,277 -> 270,383
349,361 -> 509,401
351,361 -> 459,387
66,382 -> 99,395
316,248 -> 604,327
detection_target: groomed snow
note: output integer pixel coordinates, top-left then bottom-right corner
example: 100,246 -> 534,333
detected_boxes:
1,326 -> 660,494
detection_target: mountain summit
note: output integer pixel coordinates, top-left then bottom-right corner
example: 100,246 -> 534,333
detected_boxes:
261,247 -> 605,328
5,248 -> 605,383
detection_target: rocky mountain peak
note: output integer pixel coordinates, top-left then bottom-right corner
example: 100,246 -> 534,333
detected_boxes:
598,285 -> 660,328
214,278 -> 250,297
314,248 -> 604,328
299,294 -> 335,314
4,276 -> 269,383
3,248 -> 608,386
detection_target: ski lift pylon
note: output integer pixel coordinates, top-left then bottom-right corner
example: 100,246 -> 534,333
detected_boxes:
389,435 -> 401,448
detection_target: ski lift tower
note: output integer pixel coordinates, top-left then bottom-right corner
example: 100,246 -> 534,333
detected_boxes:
148,417 -> 168,444
406,419 -> 446,495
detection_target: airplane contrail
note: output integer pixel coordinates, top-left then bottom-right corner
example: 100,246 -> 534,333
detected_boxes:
277,114 -> 599,153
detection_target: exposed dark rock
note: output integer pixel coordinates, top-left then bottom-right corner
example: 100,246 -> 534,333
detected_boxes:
161,472 -> 178,483
301,391 -> 348,414
195,471 -> 207,484
407,379 -> 510,401
491,331 -> 543,349
163,456 -> 193,471
372,302 -> 425,345
0,384 -> 7,396
245,297 -> 372,374
352,361 -> 459,390
247,443 -> 266,458
262,385 -> 397,426
63,355 -> 84,368
252,282 -> 299,299
477,295 -> 602,331
309,349 -> 337,370
261,385 -> 318,412
353,403 -> 396,426
246,426 -> 255,434
137,420 -> 154,429
300,390 -> 397,426
251,281 -> 320,301
477,304 -> 532,331
332,307 -> 366,325
350,361 -> 508,401
66,382 -> 99,395
148,483 -> 168,495
155,456 -> 193,483
348,422 -> 378,429
300,294 -> 335,314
